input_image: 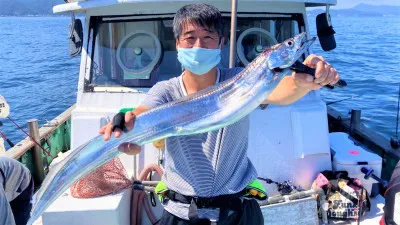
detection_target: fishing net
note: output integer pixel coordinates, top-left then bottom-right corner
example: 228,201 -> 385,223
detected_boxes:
70,158 -> 132,198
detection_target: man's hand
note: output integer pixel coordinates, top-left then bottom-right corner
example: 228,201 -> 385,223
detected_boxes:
99,111 -> 136,141
292,54 -> 339,90
99,110 -> 142,155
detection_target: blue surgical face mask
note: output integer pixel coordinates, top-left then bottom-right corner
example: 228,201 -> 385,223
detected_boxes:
177,45 -> 221,75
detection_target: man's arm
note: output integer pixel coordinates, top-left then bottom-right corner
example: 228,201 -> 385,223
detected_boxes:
263,54 -> 339,105
100,80 -> 170,154
263,75 -> 309,105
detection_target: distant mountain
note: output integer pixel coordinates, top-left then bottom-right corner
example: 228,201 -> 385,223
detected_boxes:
353,3 -> 400,15
307,3 -> 400,17
0,0 -> 65,16
1,1 -> 399,16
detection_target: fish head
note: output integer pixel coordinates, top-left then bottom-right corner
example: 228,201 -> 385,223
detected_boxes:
265,32 -> 316,69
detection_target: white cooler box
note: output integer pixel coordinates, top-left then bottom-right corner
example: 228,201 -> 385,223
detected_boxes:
330,132 -> 382,197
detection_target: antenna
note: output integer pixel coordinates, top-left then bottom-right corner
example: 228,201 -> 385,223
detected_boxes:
391,83 -> 400,149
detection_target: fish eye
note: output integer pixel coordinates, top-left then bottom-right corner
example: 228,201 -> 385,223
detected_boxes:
285,41 -> 293,47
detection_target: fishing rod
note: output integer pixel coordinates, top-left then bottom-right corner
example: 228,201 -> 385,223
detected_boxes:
6,116 -> 55,159
0,121 -> 15,147
326,96 -> 356,105
391,83 -> 400,149
0,95 -> 55,158
289,61 -> 347,89
258,177 -> 302,195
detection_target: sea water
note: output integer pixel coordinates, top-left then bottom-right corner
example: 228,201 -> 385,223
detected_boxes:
0,16 -> 399,147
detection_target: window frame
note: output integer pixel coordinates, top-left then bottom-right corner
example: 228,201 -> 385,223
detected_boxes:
84,13 -> 306,93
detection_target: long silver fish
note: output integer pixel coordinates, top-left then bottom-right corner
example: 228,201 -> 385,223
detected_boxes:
28,32 -> 315,224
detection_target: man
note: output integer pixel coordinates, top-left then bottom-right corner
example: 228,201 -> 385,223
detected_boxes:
100,3 -> 339,224
0,156 -> 34,225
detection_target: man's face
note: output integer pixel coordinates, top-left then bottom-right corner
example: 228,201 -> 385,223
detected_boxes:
176,22 -> 223,49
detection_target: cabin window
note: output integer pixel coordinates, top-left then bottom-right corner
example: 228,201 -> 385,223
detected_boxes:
85,14 -> 302,92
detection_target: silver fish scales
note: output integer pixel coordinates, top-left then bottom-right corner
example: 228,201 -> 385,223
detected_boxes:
28,32 -> 315,224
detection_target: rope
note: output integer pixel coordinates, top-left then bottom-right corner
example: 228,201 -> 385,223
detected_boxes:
7,116 -> 55,159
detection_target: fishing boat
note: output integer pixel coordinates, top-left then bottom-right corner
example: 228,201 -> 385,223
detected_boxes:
2,0 -> 399,224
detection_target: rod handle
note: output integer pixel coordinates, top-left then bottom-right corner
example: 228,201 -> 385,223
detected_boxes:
290,61 -> 347,89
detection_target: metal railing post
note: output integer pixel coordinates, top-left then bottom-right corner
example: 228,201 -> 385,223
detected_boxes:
229,0 -> 238,68
350,109 -> 361,136
28,119 -> 45,185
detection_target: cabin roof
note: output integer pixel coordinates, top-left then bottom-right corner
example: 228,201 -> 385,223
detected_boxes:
54,0 -> 337,14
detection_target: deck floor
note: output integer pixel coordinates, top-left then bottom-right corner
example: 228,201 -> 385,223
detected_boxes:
33,195 -> 385,225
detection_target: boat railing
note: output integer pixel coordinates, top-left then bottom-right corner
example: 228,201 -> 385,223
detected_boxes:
327,105 -> 400,185
4,104 -> 75,186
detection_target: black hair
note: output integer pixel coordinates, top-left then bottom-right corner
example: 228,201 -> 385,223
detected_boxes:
173,3 -> 223,40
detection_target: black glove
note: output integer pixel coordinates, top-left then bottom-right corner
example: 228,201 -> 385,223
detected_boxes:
112,112 -> 126,132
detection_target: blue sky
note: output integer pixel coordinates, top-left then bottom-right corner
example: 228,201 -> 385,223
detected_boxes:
335,0 -> 400,9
